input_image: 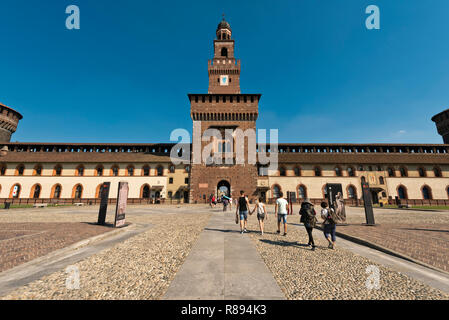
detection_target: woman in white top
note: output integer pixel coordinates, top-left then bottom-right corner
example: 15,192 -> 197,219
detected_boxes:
251,198 -> 268,235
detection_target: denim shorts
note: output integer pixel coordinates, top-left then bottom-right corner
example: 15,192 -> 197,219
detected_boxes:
277,214 -> 287,224
323,223 -> 336,242
239,211 -> 248,221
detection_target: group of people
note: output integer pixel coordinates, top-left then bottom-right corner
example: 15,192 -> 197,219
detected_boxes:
233,190 -> 338,251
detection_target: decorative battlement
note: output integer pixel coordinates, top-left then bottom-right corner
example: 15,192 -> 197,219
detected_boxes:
0,103 -> 23,143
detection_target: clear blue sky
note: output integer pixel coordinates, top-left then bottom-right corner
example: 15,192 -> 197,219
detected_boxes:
1,0 -> 448,144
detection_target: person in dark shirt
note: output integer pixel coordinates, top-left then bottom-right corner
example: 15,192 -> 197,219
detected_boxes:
235,190 -> 250,234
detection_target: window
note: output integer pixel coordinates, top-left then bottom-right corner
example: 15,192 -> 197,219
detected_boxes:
33,165 -> 42,176
11,184 -> 21,198
16,165 -> 25,176
168,191 -> 173,199
398,186 -> 407,199
379,176 -> 385,185
54,165 -> 62,176
361,176 -> 366,183
314,167 -> 322,177
185,178 -> 189,184
142,185 -> 150,199
298,185 -> 307,199
272,185 -> 281,198
279,167 -> 286,177
111,166 -> 119,177
169,165 -> 175,173
76,165 -> 84,177
96,166 -> 103,177
32,184 -> 41,199
73,185 -> 83,199
335,166 -> 342,177
388,167 -> 395,177
156,166 -> 164,176
294,167 -> 301,177
221,47 -> 228,57
169,178 -> 174,184
347,186 -> 356,199
347,167 -> 355,177
434,167 -> 442,178
143,166 -> 150,176
53,185 -> 62,199
400,167 -> 408,177
418,167 -> 426,177
0,165 -> 6,176
422,186 -> 432,200
185,165 -> 190,173
127,166 -> 134,176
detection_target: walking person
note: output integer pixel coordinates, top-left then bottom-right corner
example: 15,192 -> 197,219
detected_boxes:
320,202 -> 337,249
250,198 -> 268,235
275,192 -> 289,236
235,190 -> 250,234
299,199 -> 317,251
222,196 -> 229,212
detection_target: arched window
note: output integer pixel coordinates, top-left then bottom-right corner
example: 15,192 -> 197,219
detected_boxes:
400,166 -> 408,177
73,184 -> 83,199
272,185 -> 281,198
53,165 -> 62,176
96,165 -> 104,177
51,184 -> 62,199
279,167 -> 286,177
294,167 -> 301,177
156,166 -> 164,177
347,185 -> 357,199
388,167 -> 395,177
169,165 -> 175,173
347,166 -> 355,177
335,166 -> 342,177
111,165 -> 119,177
33,165 -> 43,176
361,176 -> 366,183
142,165 -> 150,176
15,165 -> 25,176
10,184 -> 21,198
434,167 -> 442,178
141,185 -> 150,199
397,185 -> 408,200
221,47 -> 228,57
418,167 -> 426,178
422,185 -> 432,200
314,166 -> 322,177
127,165 -> 134,176
0,164 -> 6,176
297,185 -> 307,199
379,176 -> 385,185
30,184 -> 41,199
76,165 -> 84,177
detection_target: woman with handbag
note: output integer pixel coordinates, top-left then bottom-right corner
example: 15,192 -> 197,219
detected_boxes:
299,199 -> 317,251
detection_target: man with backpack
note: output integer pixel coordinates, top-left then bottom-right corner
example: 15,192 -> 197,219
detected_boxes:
320,202 -> 337,249
299,199 -> 317,251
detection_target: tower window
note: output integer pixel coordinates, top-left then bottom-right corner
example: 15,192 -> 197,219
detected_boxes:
221,48 -> 228,57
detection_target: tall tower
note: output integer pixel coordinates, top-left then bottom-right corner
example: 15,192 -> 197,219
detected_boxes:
432,109 -> 449,144
188,18 -> 261,203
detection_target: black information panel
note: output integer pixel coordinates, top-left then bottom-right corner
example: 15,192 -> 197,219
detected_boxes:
325,184 -> 343,207
97,182 -> 111,225
361,182 -> 375,225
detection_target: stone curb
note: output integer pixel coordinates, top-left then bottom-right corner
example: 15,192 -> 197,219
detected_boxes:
0,223 -> 133,278
314,224 -> 449,277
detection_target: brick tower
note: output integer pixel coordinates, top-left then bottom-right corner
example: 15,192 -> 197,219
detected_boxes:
188,17 -> 261,203
432,109 -> 449,144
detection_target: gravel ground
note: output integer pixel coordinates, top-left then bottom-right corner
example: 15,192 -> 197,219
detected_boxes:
246,214 -> 449,300
1,211 -> 210,300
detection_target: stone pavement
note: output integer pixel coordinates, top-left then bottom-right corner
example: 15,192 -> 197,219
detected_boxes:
334,223 -> 449,273
0,222 -> 111,273
163,210 -> 285,300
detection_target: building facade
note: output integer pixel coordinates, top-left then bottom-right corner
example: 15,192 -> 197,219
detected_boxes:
1,19 -> 449,206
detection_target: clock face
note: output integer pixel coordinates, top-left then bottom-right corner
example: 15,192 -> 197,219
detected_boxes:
220,75 -> 229,86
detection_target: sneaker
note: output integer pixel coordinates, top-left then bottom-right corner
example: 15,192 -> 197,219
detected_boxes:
276,230 -> 280,234
241,231 -> 244,235
244,229 -> 248,233
311,246 -> 316,251
283,233 -> 287,236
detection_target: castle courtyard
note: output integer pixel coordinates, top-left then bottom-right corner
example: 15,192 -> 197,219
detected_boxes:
0,205 -> 448,300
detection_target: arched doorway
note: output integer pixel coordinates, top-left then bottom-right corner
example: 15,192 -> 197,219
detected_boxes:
217,180 -> 231,198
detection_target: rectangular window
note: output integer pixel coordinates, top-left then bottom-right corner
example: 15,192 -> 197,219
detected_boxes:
169,178 -> 174,184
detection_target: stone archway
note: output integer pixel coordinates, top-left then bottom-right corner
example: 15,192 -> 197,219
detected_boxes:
217,180 -> 231,198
